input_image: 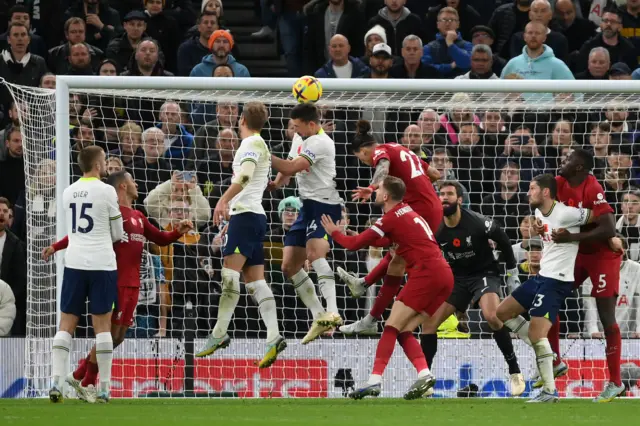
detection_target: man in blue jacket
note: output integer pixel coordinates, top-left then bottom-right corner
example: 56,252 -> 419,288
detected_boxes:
314,34 -> 369,78
190,30 -> 250,78
421,7 -> 473,78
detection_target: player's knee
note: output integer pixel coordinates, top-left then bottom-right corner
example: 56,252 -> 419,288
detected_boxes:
484,311 -> 502,330
221,268 -> 240,292
281,262 -> 297,279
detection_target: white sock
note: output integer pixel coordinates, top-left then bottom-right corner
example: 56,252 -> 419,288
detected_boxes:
533,338 -> 556,393
212,268 -> 241,338
504,316 -> 532,346
95,332 -> 113,393
291,269 -> 325,319
52,331 -> 72,389
362,314 -> 377,326
418,368 -> 432,378
246,279 -> 280,344
312,258 -> 338,314
367,374 -> 382,386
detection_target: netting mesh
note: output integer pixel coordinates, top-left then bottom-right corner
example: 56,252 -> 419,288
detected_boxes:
4,79 -> 640,398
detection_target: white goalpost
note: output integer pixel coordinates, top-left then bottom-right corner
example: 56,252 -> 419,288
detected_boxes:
3,76 -> 640,399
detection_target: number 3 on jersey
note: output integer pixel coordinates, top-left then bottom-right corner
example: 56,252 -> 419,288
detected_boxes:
400,150 -> 425,179
414,216 -> 434,240
71,202 -> 94,233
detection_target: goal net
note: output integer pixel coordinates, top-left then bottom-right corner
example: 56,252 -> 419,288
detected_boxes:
4,77 -> 640,399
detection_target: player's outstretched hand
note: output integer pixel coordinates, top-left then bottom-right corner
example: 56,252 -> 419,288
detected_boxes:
213,200 -> 229,226
321,214 -> 340,235
266,181 -> 279,192
533,218 -> 545,236
42,246 -> 55,261
176,219 -> 194,235
352,186 -> 373,202
551,228 -> 572,243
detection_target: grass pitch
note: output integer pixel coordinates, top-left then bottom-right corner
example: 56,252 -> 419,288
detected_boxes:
1,398 -> 638,426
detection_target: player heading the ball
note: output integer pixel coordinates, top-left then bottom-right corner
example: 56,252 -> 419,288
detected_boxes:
49,146 -> 124,404
270,103 -> 343,344
197,102 -> 286,368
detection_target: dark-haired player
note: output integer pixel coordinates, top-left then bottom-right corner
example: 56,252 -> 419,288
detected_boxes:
44,170 -> 193,403
321,176 -> 453,400
337,119 -> 441,335
269,103 -> 344,343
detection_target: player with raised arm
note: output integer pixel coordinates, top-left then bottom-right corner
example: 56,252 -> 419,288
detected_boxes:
321,176 -> 453,400
269,103 -> 343,344
497,174 -> 596,403
337,120 -> 442,335
542,148 -> 625,402
43,170 -> 193,402
48,146 -> 124,404
197,102 -> 286,367
420,181 -> 526,396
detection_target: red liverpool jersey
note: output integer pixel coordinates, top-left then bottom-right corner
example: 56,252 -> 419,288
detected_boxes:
555,175 -> 614,255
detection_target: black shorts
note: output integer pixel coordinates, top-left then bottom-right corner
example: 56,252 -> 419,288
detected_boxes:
446,275 -> 503,312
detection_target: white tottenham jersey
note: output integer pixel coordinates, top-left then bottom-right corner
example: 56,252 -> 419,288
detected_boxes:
288,130 -> 342,205
62,177 -> 122,271
230,134 -> 270,216
536,201 -> 591,282
583,260 -> 640,335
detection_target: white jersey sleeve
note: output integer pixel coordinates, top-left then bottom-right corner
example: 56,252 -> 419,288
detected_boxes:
107,186 -> 124,242
229,135 -> 270,216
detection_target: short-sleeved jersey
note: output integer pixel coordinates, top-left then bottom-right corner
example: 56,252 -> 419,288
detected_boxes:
230,134 -> 270,216
62,177 -> 121,271
288,129 -> 342,205
372,143 -> 439,210
536,201 -> 591,282
556,175 -> 613,255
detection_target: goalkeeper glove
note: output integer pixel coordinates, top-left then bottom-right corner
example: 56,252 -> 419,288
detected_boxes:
506,267 -> 521,294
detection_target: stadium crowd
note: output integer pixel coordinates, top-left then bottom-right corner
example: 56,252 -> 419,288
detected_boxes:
0,0 -> 639,341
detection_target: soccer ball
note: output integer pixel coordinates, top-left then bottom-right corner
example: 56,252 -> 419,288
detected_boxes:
292,76 -> 323,103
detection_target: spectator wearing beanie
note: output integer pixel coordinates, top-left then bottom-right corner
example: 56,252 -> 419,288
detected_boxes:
144,0 -> 181,74
63,0 -> 123,52
609,62 -> 632,80
190,30 -> 250,78
367,0 -> 423,55
361,24 -> 387,65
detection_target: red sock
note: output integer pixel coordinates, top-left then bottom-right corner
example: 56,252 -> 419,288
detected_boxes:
81,361 -> 99,387
72,355 -> 90,381
397,331 -> 429,373
370,275 -> 403,319
364,253 -> 391,287
372,326 -> 399,376
548,316 -> 562,366
605,324 -> 622,386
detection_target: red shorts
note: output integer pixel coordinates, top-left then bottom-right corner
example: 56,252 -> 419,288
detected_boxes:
396,261 -> 453,316
574,252 -> 621,298
410,201 -> 443,234
112,286 -> 140,327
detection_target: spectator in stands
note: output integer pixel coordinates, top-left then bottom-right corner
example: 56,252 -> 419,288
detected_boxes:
489,0 -> 533,58
609,61 -> 632,79
304,0 -> 364,74
177,11 -> 218,76
390,35 -> 439,78
451,122 -> 488,205
0,126 -> 24,206
110,121 -> 145,168
500,126 -> 547,185
314,34 -> 370,78
0,22 -> 47,89
362,43 -> 394,78
421,7 -> 473,78
132,127 -> 172,204
616,190 -> 640,260
469,25 -> 506,76
509,0 -> 569,62
192,101 -> 239,166
106,156 -> 124,175
588,122 -> 611,178
425,0 -> 482,43
275,0 -> 307,77
197,128 -> 239,202
577,9 -> 637,73
479,110 -> 508,158
417,108 -> 449,147
65,43 -> 95,75
440,93 -> 480,144
605,102 -> 633,135
269,196 -> 303,239
455,44 -> 498,79
190,30 -> 249,78
513,214 -> 536,262
0,278 -> 16,336
253,0 -> 277,39
106,11 -> 149,73
554,0 -> 598,54
0,101 -> 19,159
576,46 -> 611,79
361,24 -> 387,65
64,0 -> 123,52
40,73 -> 56,89
0,5 -> 48,60
121,39 -> 173,77
431,147 -> 458,182
48,18 -> 104,75
401,124 -> 430,160
145,171 -> 211,229
156,101 -> 194,170
604,147 -> 633,208
518,236 -> 542,281
620,0 -> 640,58
144,0 -> 180,74
98,58 -> 117,75
0,197 -> 26,336
367,0 -> 423,55
542,119 -> 575,169
481,160 -> 530,242
70,125 -> 98,176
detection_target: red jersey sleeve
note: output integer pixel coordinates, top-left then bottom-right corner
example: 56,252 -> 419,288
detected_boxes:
140,212 -> 181,246
585,177 -> 613,217
331,228 -> 384,251
52,236 -> 69,251
371,145 -> 390,168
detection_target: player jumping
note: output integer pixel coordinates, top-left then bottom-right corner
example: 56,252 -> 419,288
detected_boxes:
44,170 -> 193,402
197,102 -> 286,366
48,146 -> 124,403
542,149 -> 625,402
269,103 -> 343,344
337,119 -> 442,335
420,181 -> 526,396
321,176 -> 453,400
498,174 -> 596,402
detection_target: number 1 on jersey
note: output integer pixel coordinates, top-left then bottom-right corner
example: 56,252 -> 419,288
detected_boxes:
71,202 -> 94,233
400,150 -> 425,179
414,216 -> 434,241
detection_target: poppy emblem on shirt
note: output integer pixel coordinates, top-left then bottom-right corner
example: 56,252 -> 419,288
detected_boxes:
453,238 -> 461,247
567,199 -> 575,207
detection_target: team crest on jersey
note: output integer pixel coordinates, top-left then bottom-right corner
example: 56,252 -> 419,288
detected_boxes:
594,193 -> 607,205
466,236 -> 472,247
484,220 -> 492,231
